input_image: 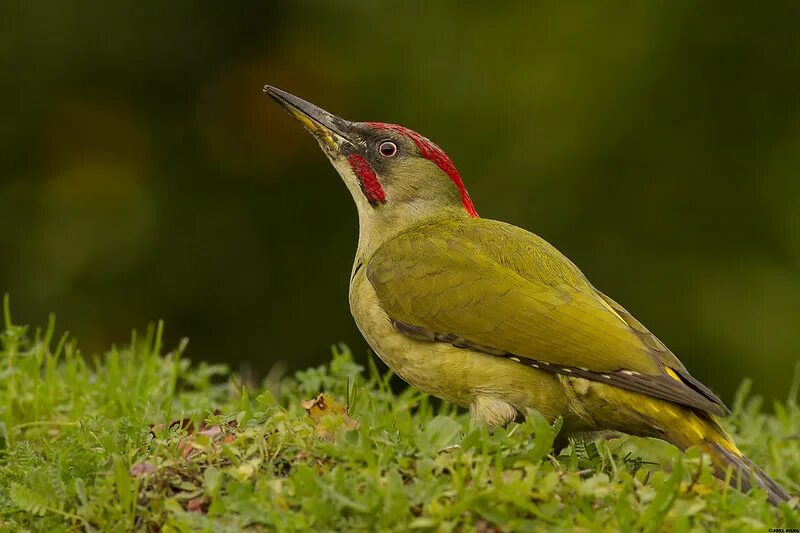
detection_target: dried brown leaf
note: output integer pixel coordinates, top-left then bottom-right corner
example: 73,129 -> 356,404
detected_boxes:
301,393 -> 358,430
129,462 -> 156,477
187,495 -> 209,513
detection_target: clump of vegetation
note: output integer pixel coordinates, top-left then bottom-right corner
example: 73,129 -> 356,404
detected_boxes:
0,297 -> 797,531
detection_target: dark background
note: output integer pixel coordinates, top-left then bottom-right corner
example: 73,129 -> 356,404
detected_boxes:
2,2 -> 798,403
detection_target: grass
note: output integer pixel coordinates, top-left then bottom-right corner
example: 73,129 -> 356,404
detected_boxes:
0,297 -> 797,532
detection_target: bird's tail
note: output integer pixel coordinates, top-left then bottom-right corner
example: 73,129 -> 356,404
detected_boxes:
666,413 -> 791,505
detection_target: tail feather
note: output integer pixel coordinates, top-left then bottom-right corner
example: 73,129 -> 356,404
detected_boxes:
669,414 -> 791,505
594,383 -> 792,504
703,439 -> 791,505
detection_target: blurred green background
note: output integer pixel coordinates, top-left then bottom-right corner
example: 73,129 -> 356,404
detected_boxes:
1,2 -> 798,403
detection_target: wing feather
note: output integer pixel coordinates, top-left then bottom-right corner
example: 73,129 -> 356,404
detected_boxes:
367,218 -> 728,416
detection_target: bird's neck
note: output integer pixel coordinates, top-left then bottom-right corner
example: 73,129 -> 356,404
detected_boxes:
353,201 -> 469,267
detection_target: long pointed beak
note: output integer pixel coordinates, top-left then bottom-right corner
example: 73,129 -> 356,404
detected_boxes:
263,85 -> 355,150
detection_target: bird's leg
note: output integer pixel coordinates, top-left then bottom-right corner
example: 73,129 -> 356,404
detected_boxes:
553,433 -> 572,455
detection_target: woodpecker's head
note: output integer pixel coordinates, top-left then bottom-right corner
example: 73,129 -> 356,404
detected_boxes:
265,86 -> 477,224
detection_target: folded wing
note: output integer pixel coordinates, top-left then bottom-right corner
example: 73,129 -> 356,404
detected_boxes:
366,218 -> 727,416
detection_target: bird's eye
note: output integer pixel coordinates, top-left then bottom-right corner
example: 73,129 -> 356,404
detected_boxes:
379,141 -> 398,157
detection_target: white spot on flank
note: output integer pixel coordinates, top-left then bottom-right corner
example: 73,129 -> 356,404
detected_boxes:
509,357 -> 520,362
531,364 -> 539,368
573,378 -> 590,395
562,368 -> 572,373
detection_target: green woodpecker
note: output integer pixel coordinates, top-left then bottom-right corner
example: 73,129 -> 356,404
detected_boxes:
265,85 -> 791,505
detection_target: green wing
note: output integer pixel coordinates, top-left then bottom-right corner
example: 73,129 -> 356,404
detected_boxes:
366,217 -> 727,416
